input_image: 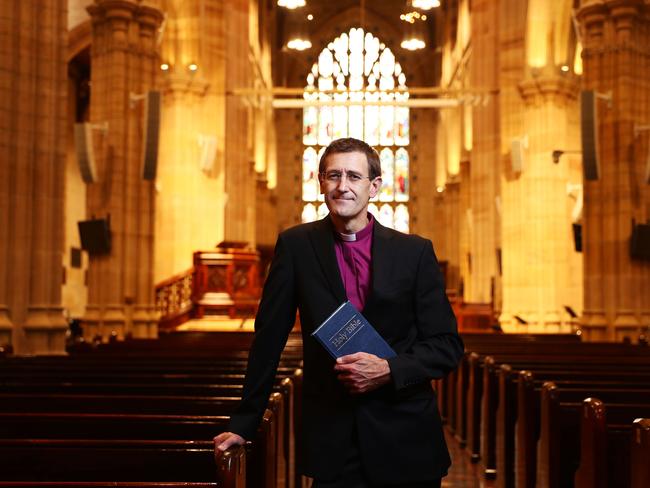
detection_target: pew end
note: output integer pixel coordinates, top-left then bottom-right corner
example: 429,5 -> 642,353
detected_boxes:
215,444 -> 247,488
631,418 -> 650,488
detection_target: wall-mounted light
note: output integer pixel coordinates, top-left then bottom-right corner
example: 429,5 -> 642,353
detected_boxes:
412,0 -> 440,10
160,63 -> 170,71
561,65 -> 570,73
552,149 -> 581,164
187,63 -> 198,72
278,0 -> 306,8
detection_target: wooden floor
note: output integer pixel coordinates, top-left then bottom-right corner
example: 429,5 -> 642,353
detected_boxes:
443,427 -> 495,488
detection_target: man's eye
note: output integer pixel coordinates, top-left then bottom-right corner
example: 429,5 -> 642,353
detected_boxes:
348,174 -> 362,181
328,173 -> 341,180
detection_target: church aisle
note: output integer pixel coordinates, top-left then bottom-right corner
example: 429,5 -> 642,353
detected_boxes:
443,429 -> 494,488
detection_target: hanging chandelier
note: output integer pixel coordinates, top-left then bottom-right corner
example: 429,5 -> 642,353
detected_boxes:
285,8 -> 312,51
277,0 -> 306,9
400,11 -> 427,51
412,0 -> 440,10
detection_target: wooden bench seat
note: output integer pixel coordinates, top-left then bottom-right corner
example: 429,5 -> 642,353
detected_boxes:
0,392 -> 285,488
0,439 -> 240,484
458,344 -> 650,457
0,483 -> 219,487
439,334 -> 580,426
536,383 -> 650,488
575,398 -> 650,488
468,356 -> 650,472
631,418 -> 650,488
0,412 -> 234,440
496,371 -> 650,488
474,354 -> 650,478
514,372 -> 650,488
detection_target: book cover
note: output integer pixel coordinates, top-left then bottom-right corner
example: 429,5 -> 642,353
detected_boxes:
311,301 -> 397,359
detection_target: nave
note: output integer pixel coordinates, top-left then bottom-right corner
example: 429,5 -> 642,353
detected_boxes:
0,330 -> 648,487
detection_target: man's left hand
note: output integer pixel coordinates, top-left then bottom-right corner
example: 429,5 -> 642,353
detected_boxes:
334,352 -> 391,394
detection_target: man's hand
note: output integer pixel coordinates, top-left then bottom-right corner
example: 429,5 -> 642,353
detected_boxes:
213,431 -> 246,453
334,352 -> 391,394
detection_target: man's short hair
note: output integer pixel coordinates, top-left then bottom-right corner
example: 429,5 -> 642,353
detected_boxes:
319,138 -> 381,180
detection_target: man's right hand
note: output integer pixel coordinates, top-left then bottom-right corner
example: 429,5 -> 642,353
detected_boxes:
213,431 -> 246,452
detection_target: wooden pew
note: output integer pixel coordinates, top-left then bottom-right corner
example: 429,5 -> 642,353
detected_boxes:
452,335 -> 583,459
631,418 -> 650,488
0,393 -> 276,488
0,392 -> 281,488
574,398 -> 650,488
475,351 -> 650,479
0,482 -> 220,488
497,370 -> 650,488
1,330 -> 303,488
536,382 -> 650,488
0,439 -> 241,484
515,371 -> 650,488
0,484 -> 221,487
0,372 -> 297,488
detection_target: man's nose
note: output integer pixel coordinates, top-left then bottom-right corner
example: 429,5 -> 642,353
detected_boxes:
335,174 -> 350,191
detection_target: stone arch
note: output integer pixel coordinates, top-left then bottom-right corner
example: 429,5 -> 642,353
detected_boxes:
67,20 -> 91,62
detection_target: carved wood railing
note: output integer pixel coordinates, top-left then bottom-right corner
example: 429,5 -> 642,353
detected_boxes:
155,268 -> 194,329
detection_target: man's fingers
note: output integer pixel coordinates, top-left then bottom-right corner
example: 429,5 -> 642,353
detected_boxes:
334,362 -> 355,372
213,432 -> 245,452
336,352 -> 367,364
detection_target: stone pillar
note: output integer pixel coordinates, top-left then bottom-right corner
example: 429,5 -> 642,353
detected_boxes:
500,73 -> 582,332
223,0 -> 256,245
0,0 -> 12,345
468,0 -> 500,304
577,0 -> 650,341
155,0 -> 227,285
84,0 -> 163,340
275,110 -> 302,231
411,109 -> 438,242
0,0 -> 68,354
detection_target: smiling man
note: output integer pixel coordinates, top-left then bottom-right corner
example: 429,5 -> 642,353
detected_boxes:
215,138 -> 464,487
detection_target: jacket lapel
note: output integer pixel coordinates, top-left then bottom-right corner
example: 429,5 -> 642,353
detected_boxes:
365,219 -> 395,312
309,215 -> 347,304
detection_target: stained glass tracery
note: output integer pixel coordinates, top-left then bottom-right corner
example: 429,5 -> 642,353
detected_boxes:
302,28 -> 410,232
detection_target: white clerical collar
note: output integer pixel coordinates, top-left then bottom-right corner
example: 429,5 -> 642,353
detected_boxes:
337,232 -> 357,242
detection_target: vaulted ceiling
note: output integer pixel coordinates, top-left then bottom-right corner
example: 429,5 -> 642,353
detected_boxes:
274,0 -> 443,87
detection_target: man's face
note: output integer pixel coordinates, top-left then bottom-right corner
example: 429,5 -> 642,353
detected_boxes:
319,151 -> 382,222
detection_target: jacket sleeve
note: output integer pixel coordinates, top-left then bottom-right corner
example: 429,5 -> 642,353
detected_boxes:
227,233 -> 297,440
386,239 -> 464,390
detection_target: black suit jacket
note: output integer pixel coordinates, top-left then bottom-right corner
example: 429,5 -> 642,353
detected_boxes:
228,216 -> 464,484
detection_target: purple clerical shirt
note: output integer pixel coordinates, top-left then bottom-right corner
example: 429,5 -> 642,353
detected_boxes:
333,214 -> 374,311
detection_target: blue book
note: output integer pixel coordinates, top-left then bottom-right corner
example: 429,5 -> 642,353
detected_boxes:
311,301 -> 396,359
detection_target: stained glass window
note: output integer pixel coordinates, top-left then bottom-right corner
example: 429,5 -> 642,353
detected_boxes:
302,28 -> 410,231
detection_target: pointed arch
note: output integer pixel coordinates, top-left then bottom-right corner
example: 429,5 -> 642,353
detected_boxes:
301,28 -> 410,232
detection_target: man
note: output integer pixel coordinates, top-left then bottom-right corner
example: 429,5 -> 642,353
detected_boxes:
215,138 -> 464,487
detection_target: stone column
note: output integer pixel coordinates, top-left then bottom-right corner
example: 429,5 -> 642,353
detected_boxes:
274,110 -> 302,231
223,0 -> 256,245
84,0 -> 163,340
0,0 -> 12,345
0,0 -> 68,354
577,0 -> 650,341
468,0 -> 500,304
499,73 -> 582,332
